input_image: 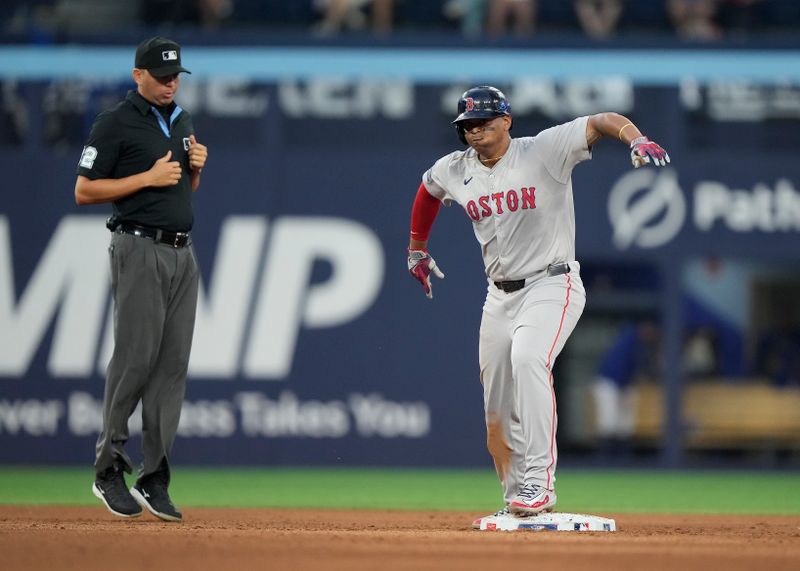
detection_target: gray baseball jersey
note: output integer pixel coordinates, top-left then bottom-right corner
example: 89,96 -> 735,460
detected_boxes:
422,116 -> 591,280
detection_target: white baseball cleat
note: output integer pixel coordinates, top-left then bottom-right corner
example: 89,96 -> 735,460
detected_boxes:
509,483 -> 556,516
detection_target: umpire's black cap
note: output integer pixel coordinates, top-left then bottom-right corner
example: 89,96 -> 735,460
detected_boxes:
135,36 -> 191,77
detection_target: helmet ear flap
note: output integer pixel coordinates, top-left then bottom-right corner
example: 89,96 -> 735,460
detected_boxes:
456,124 -> 467,145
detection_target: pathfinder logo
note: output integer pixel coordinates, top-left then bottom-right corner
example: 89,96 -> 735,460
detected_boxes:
608,168 -> 685,250
694,178 -> 800,232
608,171 -> 800,250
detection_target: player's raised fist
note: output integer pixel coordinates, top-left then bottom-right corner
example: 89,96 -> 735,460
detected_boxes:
630,136 -> 670,168
407,249 -> 445,299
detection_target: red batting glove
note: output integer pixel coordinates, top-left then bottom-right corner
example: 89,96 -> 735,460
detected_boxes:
630,136 -> 670,168
407,249 -> 445,299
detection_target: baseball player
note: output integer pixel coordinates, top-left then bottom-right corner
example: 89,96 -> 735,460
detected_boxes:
406,86 -> 669,526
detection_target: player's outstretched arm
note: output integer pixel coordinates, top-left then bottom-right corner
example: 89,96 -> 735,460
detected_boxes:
408,183 -> 445,299
586,112 -> 670,169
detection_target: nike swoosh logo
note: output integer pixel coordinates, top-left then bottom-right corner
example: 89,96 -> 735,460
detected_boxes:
464,177 -> 473,185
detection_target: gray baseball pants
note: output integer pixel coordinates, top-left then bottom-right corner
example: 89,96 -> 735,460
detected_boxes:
479,262 -> 586,504
95,231 -> 199,480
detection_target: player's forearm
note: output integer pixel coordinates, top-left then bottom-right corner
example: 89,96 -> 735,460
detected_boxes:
74,173 -> 151,205
586,112 -> 643,146
409,183 -> 441,249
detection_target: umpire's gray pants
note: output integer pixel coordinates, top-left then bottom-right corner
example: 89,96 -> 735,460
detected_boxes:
95,231 -> 199,480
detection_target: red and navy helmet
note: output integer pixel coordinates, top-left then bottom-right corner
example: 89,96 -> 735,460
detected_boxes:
453,86 -> 511,124
453,86 -> 512,144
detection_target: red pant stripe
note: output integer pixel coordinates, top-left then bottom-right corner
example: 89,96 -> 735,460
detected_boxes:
544,273 -> 572,489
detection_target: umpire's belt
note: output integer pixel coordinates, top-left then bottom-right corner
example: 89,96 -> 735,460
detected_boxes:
493,263 -> 571,293
116,224 -> 190,248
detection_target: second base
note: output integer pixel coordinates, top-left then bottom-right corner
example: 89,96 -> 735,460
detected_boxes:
473,511 -> 616,532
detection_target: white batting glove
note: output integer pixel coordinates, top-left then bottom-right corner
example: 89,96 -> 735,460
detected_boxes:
630,136 -> 670,168
407,249 -> 445,299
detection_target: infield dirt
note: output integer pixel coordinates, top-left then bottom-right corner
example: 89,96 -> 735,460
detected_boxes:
1,506 -> 798,570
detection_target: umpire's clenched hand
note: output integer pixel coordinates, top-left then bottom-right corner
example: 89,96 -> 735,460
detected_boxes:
147,150 -> 183,187
188,134 -> 208,172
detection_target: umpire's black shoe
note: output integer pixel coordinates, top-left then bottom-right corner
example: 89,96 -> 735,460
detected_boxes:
92,466 -> 143,518
130,473 -> 182,522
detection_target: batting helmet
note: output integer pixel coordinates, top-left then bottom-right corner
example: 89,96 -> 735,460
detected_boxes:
453,86 -> 512,145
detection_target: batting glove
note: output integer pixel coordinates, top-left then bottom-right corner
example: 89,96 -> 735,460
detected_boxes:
630,136 -> 670,168
407,249 -> 445,299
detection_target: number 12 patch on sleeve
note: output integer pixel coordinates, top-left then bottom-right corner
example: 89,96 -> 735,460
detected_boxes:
79,146 -> 98,169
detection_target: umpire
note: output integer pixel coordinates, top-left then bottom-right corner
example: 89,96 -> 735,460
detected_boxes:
75,36 -> 208,522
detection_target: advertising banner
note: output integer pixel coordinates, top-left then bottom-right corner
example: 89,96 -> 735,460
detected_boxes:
1,79 -> 797,465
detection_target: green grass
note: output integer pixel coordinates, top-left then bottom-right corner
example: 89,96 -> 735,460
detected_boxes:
1,467 -> 798,515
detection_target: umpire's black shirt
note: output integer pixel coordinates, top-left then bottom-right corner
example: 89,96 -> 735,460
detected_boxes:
76,90 -> 195,232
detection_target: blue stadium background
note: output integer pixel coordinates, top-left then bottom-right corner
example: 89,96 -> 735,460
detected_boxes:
1,0 -> 799,470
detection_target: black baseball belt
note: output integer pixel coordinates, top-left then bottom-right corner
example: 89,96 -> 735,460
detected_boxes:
115,223 -> 191,248
493,262 -> 571,293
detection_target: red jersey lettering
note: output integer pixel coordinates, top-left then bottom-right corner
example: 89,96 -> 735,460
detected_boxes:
478,195 -> 492,217
491,192 -> 505,214
466,186 -> 537,221
507,189 -> 519,212
521,187 -> 536,209
466,200 -> 480,221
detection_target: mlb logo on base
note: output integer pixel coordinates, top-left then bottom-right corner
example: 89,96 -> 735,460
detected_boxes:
162,50 -> 178,61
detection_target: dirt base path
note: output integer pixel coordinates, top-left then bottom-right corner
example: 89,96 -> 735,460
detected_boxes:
1,506 -> 799,571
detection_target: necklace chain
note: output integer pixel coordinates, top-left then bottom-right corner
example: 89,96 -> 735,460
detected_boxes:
478,154 -> 504,164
